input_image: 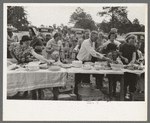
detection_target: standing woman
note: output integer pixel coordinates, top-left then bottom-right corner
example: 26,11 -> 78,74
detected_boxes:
97,31 -> 121,53
95,32 -> 107,51
46,32 -> 64,62
119,34 -> 137,95
7,25 -> 19,58
29,26 -> 43,49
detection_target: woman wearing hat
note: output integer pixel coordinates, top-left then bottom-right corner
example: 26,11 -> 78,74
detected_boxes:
7,25 -> 19,58
119,34 -> 137,65
9,35 -> 52,64
119,34 -> 138,98
9,35 -> 53,100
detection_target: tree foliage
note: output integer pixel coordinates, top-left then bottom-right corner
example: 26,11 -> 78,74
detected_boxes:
97,7 -> 145,34
69,7 -> 97,31
97,6 -> 130,28
7,6 -> 29,31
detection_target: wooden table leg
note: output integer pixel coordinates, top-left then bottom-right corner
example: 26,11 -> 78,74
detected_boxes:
109,76 -> 113,101
120,75 -> 124,101
53,87 -> 59,100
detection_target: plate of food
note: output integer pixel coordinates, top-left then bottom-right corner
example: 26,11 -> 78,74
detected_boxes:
39,64 -> 48,69
124,64 -> 144,70
7,64 -> 20,70
61,64 -> 72,68
82,64 -> 92,70
110,63 -> 124,71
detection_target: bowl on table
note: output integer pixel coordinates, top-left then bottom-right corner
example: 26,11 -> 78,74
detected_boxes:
72,60 -> 82,68
48,66 -> 61,71
39,64 -> 48,69
25,62 -> 39,71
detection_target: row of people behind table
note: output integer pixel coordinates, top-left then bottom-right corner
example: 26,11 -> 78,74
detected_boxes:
74,29 -> 144,65
73,30 -> 144,98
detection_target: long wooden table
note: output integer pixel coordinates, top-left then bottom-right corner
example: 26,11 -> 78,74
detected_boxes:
7,66 -> 145,101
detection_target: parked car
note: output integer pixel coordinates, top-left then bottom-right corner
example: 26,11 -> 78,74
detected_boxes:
126,32 -> 145,42
38,27 -> 53,45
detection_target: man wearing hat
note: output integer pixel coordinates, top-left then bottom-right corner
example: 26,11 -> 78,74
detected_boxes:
7,25 -> 19,58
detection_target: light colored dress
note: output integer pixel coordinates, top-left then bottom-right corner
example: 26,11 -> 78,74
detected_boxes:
46,38 -> 63,60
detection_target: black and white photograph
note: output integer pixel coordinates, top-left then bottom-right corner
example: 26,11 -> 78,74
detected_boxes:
3,3 -> 148,121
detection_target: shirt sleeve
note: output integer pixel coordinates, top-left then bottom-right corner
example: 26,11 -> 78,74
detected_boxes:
46,40 -> 52,48
100,41 -> 109,49
83,41 -> 104,59
116,57 -> 123,65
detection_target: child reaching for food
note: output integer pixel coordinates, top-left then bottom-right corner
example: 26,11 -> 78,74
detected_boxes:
105,43 -> 123,96
105,43 -> 123,65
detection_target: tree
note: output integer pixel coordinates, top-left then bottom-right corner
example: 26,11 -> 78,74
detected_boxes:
97,20 -> 111,33
7,6 -> 29,31
69,7 -> 97,31
97,7 -> 131,28
133,18 -> 140,25
132,18 -> 143,32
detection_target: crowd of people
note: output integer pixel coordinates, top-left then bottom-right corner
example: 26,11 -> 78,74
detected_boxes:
7,24 -> 145,100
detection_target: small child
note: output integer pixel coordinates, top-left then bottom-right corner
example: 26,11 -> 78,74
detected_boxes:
105,43 -> 123,96
105,43 -> 123,65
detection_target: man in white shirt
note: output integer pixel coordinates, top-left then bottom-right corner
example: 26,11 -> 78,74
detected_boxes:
74,31 -> 112,96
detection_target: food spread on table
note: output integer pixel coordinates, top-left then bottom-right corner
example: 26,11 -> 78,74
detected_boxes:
7,59 -> 144,72
124,64 -> 144,70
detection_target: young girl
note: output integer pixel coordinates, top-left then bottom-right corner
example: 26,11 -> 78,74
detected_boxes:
105,43 -> 123,97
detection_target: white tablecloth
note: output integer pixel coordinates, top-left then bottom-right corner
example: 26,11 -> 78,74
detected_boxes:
7,66 -> 145,97
121,69 -> 145,75
66,67 -> 124,74
7,68 -> 68,96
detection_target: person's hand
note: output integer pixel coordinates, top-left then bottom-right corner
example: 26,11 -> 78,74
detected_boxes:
103,57 -> 112,62
124,58 -> 129,64
129,61 -> 134,66
46,47 -> 54,53
46,60 -> 55,65
96,46 -> 103,52
113,61 -> 118,64
73,49 -> 77,53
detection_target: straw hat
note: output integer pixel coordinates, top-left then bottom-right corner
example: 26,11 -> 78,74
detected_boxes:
125,34 -> 137,42
7,25 -> 18,32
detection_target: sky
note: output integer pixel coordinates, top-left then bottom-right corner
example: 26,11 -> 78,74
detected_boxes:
23,3 -> 147,27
